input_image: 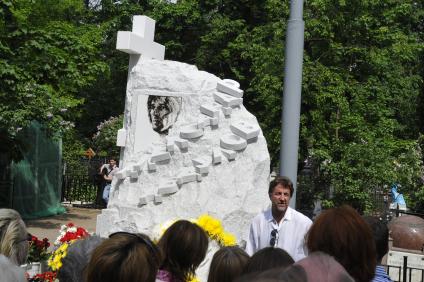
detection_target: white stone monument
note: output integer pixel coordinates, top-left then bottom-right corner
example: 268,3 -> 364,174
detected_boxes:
96,15 -> 270,279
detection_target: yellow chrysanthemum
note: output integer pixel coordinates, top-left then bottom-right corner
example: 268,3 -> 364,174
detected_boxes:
48,241 -> 72,271
195,214 -> 237,247
196,214 -> 224,239
187,275 -> 200,282
220,232 -> 237,246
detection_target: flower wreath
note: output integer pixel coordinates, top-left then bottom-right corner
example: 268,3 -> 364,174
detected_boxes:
48,223 -> 90,271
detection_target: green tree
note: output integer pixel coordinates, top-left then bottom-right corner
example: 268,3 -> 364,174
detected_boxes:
0,0 -> 108,160
92,115 -> 123,158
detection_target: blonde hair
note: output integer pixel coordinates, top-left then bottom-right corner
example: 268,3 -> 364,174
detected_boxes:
0,209 -> 28,265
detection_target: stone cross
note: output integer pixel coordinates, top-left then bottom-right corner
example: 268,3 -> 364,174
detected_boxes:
114,15 -> 165,153
116,15 -> 165,60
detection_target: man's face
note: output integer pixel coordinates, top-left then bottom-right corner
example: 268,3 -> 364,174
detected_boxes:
269,184 -> 291,213
109,159 -> 116,167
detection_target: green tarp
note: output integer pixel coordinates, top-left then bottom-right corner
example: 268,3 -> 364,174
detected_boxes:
10,122 -> 65,219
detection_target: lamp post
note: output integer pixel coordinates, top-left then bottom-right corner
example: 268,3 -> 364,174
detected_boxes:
280,0 -> 305,208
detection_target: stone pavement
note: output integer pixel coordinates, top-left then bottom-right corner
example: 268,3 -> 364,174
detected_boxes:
25,206 -> 101,248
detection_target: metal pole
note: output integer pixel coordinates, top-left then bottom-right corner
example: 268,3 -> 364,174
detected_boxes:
403,256 -> 407,282
280,0 -> 305,208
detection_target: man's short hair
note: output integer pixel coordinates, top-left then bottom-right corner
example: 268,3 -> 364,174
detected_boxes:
268,176 -> 294,197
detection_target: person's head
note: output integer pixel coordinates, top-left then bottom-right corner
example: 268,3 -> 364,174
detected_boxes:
207,246 -> 250,282
86,232 -> 160,282
243,247 -> 294,274
294,252 -> 354,282
307,205 -> 376,282
58,236 -> 104,282
0,209 -> 28,265
363,216 -> 389,263
158,220 -> 209,281
235,264 -> 307,282
108,158 -> 116,167
268,176 -> 294,215
0,254 -> 26,282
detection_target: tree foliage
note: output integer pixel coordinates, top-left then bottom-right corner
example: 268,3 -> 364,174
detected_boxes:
92,115 -> 123,158
0,0 -> 107,159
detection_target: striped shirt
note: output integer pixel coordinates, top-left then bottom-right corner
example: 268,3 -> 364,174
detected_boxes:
373,265 -> 392,282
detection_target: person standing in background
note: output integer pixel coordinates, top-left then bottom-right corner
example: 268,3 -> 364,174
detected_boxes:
99,158 -> 118,205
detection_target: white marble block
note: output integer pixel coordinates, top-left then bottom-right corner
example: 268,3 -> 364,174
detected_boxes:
209,117 -> 219,126
116,128 -> 127,147
221,148 -> 237,161
216,79 -> 243,98
139,197 -> 148,206
230,121 -> 261,140
176,168 -> 198,185
192,157 -> 211,174
212,148 -> 222,164
200,104 -> 220,118
154,195 -> 163,204
196,173 -> 202,181
174,138 -> 188,149
220,134 -> 247,151
214,92 -> 243,108
147,160 -> 157,172
166,139 -> 175,152
151,151 -> 171,163
180,124 -> 204,139
158,180 -> 179,195
221,107 -> 232,116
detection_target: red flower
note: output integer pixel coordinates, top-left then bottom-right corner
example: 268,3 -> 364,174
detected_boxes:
32,271 -> 57,282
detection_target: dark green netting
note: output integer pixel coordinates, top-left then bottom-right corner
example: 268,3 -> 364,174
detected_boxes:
11,122 -> 65,219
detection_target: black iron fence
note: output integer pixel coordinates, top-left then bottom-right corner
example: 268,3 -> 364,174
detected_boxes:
61,157 -> 108,208
61,174 -> 99,204
385,256 -> 424,282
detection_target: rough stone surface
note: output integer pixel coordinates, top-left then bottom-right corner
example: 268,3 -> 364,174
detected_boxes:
96,58 -> 270,279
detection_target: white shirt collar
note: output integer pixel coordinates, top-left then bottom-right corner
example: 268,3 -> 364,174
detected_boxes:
266,206 -> 293,223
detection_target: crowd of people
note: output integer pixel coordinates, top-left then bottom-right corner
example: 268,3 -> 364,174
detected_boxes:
0,176 -> 392,282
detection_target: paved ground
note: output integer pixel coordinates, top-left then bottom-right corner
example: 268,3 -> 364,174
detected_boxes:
25,206 -> 101,248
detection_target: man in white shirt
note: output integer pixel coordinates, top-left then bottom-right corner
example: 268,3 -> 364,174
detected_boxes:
245,176 -> 312,261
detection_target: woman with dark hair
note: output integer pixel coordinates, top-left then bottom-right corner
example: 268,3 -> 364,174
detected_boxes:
157,220 -> 209,282
306,205 -> 376,282
243,247 -> 294,274
0,209 -> 29,265
207,246 -> 249,282
86,232 -> 160,282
